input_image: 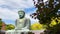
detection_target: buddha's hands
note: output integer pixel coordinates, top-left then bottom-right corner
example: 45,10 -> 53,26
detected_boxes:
21,28 -> 29,32
21,26 -> 29,30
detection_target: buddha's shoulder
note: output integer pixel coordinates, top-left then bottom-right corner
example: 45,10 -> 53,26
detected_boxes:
16,18 -> 30,20
25,18 -> 30,20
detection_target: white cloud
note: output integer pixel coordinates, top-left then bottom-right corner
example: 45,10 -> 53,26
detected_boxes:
0,0 -> 34,10
0,8 -> 19,20
43,0 -> 48,2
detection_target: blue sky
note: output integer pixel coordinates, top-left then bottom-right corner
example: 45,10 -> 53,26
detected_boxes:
0,0 -> 47,25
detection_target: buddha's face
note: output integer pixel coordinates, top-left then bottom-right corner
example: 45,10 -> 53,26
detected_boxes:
18,11 -> 25,19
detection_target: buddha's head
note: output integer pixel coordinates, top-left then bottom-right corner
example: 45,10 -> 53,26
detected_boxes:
18,10 -> 25,19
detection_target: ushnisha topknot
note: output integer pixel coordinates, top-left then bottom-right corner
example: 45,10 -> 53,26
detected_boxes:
18,10 -> 25,14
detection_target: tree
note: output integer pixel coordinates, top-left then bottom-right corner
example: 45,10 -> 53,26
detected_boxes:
6,24 -> 15,30
31,22 -> 46,30
0,18 -> 15,30
0,18 -> 3,30
30,0 -> 60,34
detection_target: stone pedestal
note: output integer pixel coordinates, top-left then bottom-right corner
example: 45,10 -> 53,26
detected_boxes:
6,30 -> 44,34
5,30 -> 29,34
